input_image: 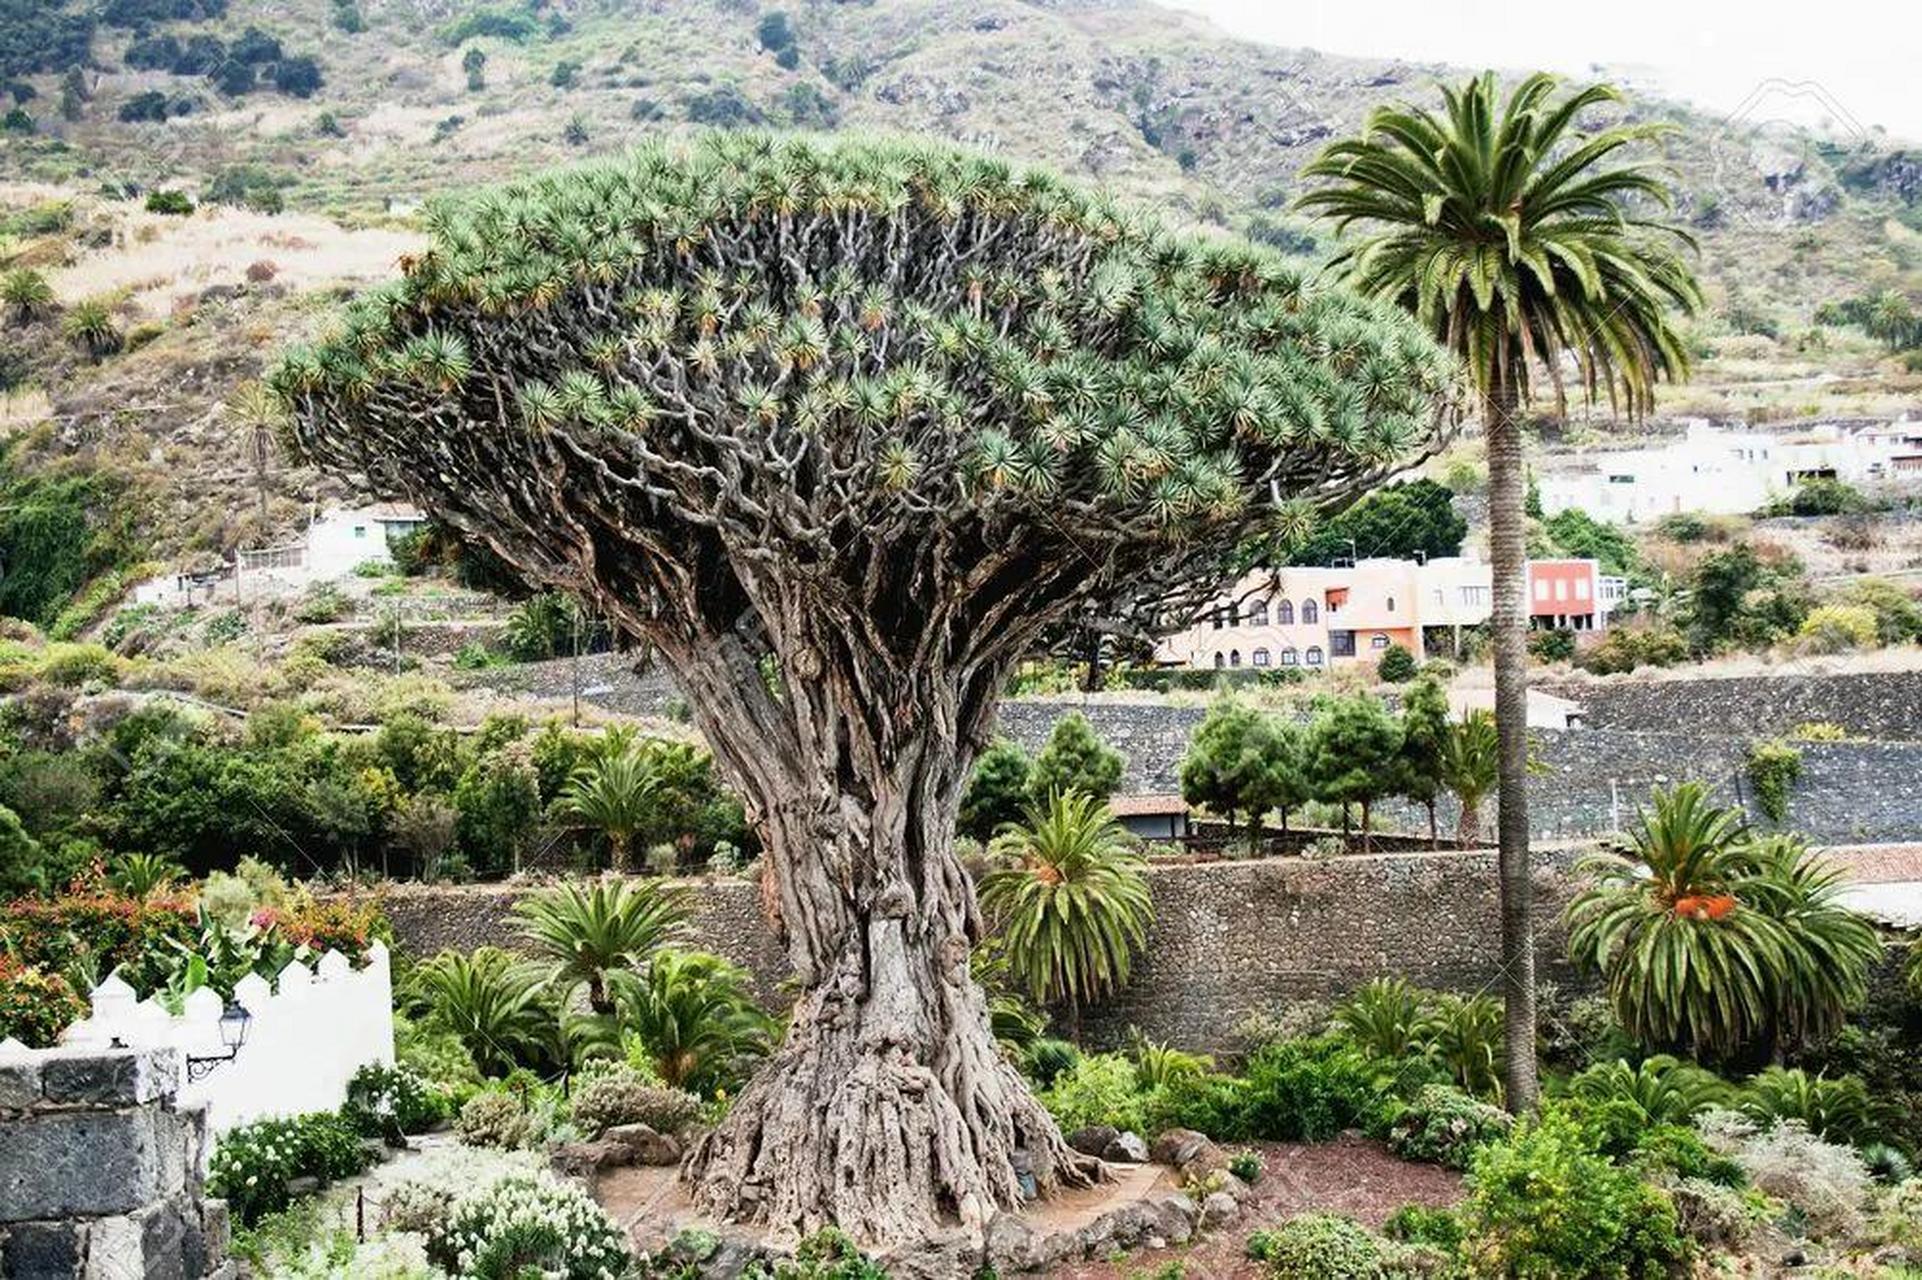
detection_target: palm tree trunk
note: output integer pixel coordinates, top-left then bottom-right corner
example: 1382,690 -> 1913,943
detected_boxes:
610,830 -> 631,875
1486,374 -> 1541,1112
1427,799 -> 1438,850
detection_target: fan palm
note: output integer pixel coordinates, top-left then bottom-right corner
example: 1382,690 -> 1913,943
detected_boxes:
1566,1054 -> 1731,1126
1301,73 -> 1701,1110
610,948 -> 775,1095
513,878 -> 687,1016
978,790 -> 1153,1036
409,946 -> 554,1077
1438,710 -> 1499,846
555,746 -> 657,873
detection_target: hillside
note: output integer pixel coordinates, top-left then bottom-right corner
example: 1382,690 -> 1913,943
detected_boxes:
2,0 -> 1921,629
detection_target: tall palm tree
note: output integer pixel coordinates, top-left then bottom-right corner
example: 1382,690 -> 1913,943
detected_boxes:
978,790 -> 1154,1038
513,879 -> 687,1016
1439,709 -> 1499,846
1300,73 -> 1702,1109
555,746 -> 657,873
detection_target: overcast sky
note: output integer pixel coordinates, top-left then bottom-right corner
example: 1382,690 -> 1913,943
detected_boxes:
1163,0 -> 1922,144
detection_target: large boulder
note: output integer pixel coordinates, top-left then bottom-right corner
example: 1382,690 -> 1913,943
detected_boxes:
604,1122 -> 683,1167
1065,1125 -> 1119,1158
549,1139 -> 630,1181
1102,1131 -> 1149,1163
1149,1128 -> 1224,1178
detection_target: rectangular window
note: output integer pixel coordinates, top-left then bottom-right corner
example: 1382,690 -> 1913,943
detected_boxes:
1331,631 -> 1356,657
1370,633 -> 1390,649
1554,579 -> 1568,602
353,526 -> 367,538
1575,579 -> 1590,600
1534,579 -> 1550,601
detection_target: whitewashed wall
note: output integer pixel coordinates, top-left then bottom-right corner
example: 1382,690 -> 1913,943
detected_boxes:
50,942 -> 395,1136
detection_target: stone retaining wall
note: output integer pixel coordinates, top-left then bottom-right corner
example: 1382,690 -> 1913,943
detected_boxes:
0,1047 -> 234,1277
384,847 -> 1588,1052
1542,670 -> 1922,742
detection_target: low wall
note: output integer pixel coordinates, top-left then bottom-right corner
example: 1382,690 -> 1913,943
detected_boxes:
58,944 -> 396,1136
0,1047 -> 234,1277
384,848 -> 1588,1052
1542,670 -> 1922,742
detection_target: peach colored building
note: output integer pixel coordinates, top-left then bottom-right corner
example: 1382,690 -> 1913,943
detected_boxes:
1157,555 -> 1622,671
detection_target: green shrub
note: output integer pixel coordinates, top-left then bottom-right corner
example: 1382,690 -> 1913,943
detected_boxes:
1383,1202 -> 1464,1251
1228,1151 -> 1262,1184
1245,1213 -> 1386,1278
1038,1053 -> 1146,1134
1375,643 -> 1417,682
1021,1036 -> 1079,1088
1527,628 -> 1576,663
144,189 -> 193,215
1740,1067 -> 1874,1145
1240,1035 -> 1389,1142
1386,1084 -> 1511,1169
37,641 -> 119,687
1462,1111 -> 1689,1278
567,1067 -> 701,1137
426,1175 -> 628,1280
208,1112 -> 372,1224
343,1062 -> 448,1142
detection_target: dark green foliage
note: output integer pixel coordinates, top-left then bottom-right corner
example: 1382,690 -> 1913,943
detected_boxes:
230,26 -> 281,64
756,11 -> 794,54
1685,542 -> 1809,653
1386,1083 -> 1511,1169
0,803 -> 41,900
206,164 -> 285,213
1,107 -> 31,133
330,0 -> 363,33
270,55 -> 321,98
1383,1203 -> 1465,1251
117,90 -> 170,122
683,84 -> 763,127
1744,739 -> 1801,825
1375,642 -> 1416,682
1304,692 -> 1403,831
1239,1035 -> 1387,1142
549,59 -> 579,89
958,738 -> 1032,841
1541,507 -> 1642,579
1020,1036 -> 1079,1087
439,6 -> 540,44
0,459 -> 137,628
144,189 -> 193,215
1528,628 -> 1576,663
1179,696 -> 1304,846
1029,712 -> 1123,803
452,747 -> 543,877
0,0 -> 94,82
1761,477 -> 1869,517
99,0 -> 226,27
780,82 -> 836,127
208,1111 -> 371,1225
1268,479 -> 1464,567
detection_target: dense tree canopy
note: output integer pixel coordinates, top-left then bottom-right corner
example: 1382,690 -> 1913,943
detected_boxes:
275,134 -> 1454,1246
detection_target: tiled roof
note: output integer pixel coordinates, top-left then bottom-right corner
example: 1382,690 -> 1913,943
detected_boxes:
1108,792 -> 1188,817
1817,843 -> 1922,885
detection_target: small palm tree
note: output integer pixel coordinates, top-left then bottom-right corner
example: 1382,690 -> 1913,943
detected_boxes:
61,298 -> 121,358
409,946 -> 554,1077
611,947 -> 775,1095
978,790 -> 1153,1036
1337,976 -> 1439,1060
555,746 -> 657,873
1439,710 -> 1499,846
1,268 -> 54,325
1567,1054 -> 1731,1126
1567,783 -> 1876,1061
1301,72 -> 1702,1110
513,878 -> 687,1016
1741,1066 -> 1875,1144
108,852 -> 184,898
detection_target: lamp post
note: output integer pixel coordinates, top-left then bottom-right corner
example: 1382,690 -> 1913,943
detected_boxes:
184,1002 -> 252,1081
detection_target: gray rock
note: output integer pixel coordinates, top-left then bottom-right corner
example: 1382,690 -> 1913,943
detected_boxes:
604,1123 -> 683,1167
39,1048 -> 176,1108
1066,1125 -> 1119,1158
1149,1128 -> 1223,1177
549,1139 -> 631,1179
1142,1191 -> 1199,1245
1,1220 -> 83,1278
985,1212 -> 1043,1272
0,1109 -> 166,1219
876,1226 -> 981,1280
1101,1131 -> 1149,1163
0,1058 -> 42,1110
1200,1189 -> 1239,1229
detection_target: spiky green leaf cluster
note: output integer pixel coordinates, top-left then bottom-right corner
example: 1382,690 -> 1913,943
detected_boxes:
276,134 -> 1450,562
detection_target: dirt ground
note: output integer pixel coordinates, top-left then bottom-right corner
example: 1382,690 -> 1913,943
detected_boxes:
598,1134 -> 1463,1279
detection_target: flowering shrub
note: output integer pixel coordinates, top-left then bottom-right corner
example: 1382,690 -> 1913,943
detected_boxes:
427,1175 -> 628,1280
567,1067 -> 701,1138
0,889 -> 197,993
1387,1084 -> 1512,1169
457,1091 -> 533,1149
0,956 -> 85,1047
207,1112 -> 372,1224
344,1063 -> 449,1142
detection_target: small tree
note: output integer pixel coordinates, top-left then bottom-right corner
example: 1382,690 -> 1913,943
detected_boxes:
958,739 -> 1033,842
0,802 -> 43,899
1397,675 -> 1450,847
556,746 -> 658,873
1030,711 -> 1123,804
2,269 -> 54,326
1180,696 -> 1302,851
1440,709 -> 1499,846
1305,693 -> 1404,845
461,46 -> 486,91
1376,642 -> 1417,682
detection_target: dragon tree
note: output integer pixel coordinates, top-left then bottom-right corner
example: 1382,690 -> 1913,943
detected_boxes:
274,134 -> 1454,1248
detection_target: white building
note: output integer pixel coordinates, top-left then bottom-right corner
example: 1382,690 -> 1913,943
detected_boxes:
1537,418 -> 1922,525
132,502 -> 429,607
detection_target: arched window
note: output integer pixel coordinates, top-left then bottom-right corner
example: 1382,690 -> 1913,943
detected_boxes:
1251,647 -> 1271,667
1301,599 -> 1319,625
1276,599 -> 1294,625
1305,646 -> 1324,666
1371,633 -> 1391,649
1386,595 -> 1397,612
1213,651 -> 1226,669
1211,608 -> 1226,630
1229,649 -> 1242,667
1246,600 -> 1269,626
1280,647 -> 1299,666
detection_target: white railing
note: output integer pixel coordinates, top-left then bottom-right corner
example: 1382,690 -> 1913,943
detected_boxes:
50,942 -> 395,1136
